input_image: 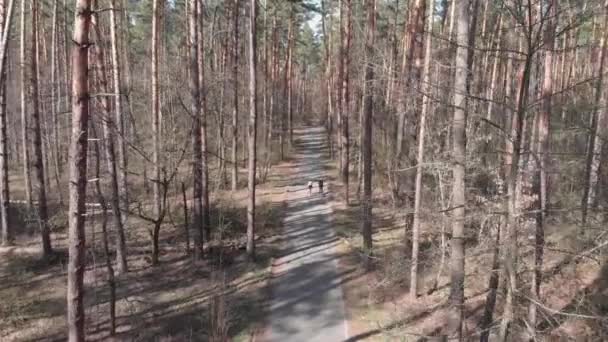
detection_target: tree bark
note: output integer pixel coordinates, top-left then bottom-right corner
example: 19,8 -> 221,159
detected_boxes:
286,10 -> 294,148
527,0 -> 555,337
198,0 -> 210,243
361,0 -> 375,268
340,0 -> 352,204
31,0 -> 52,257
109,0 -> 128,225
152,0 -> 162,252
410,0 -> 433,299
50,0 -> 63,204
321,0 -> 333,158
91,7 -> 128,273
189,0 -> 204,259
499,31 -> 534,342
448,0 -> 469,338
479,219 -> 502,342
20,0 -> 32,207
67,0 -> 93,339
246,0 -> 257,260
0,0 -> 14,246
182,182 -> 190,254
231,0 -> 239,190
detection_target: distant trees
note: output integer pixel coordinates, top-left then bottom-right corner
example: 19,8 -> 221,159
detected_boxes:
582,0 -> 608,226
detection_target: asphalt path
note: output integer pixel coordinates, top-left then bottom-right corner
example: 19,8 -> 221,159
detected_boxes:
266,126 -> 348,342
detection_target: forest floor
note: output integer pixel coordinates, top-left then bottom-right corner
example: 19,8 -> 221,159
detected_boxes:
328,162 -> 608,340
0,139 -> 307,341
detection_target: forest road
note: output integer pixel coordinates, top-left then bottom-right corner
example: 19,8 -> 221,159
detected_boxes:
265,126 -> 348,342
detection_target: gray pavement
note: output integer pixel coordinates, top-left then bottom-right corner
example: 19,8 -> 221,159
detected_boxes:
267,127 -> 349,342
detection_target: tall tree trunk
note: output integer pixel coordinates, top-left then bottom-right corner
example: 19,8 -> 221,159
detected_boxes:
340,0 -> 352,204
152,0 -> 163,259
527,0 -> 555,337
231,0 -> 239,190
189,0 -> 204,260
198,0 -> 210,242
152,0 -> 163,265
31,0 -> 52,257
581,0 -> 608,226
20,0 -> 32,207
0,0 -> 14,246
410,0 -> 433,299
109,0 -> 128,224
50,0 -> 63,204
321,0 -> 333,158
499,35 -> 534,342
67,0 -> 93,339
261,1 -> 268,174
395,0 -> 424,228
361,0 -> 375,268
246,0 -> 257,259
286,10 -> 294,147
91,7 -> 128,273
448,0 -> 469,338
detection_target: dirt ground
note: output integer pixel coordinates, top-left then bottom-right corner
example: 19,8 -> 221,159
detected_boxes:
0,156 -> 300,341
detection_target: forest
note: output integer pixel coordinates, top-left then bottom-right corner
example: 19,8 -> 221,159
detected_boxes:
0,0 -> 607,341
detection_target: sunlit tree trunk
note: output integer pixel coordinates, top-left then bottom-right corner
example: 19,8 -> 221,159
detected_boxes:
67,0 -> 93,339
109,0 -> 128,224
246,0 -> 257,259
448,0 -> 469,338
410,0 -> 433,299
